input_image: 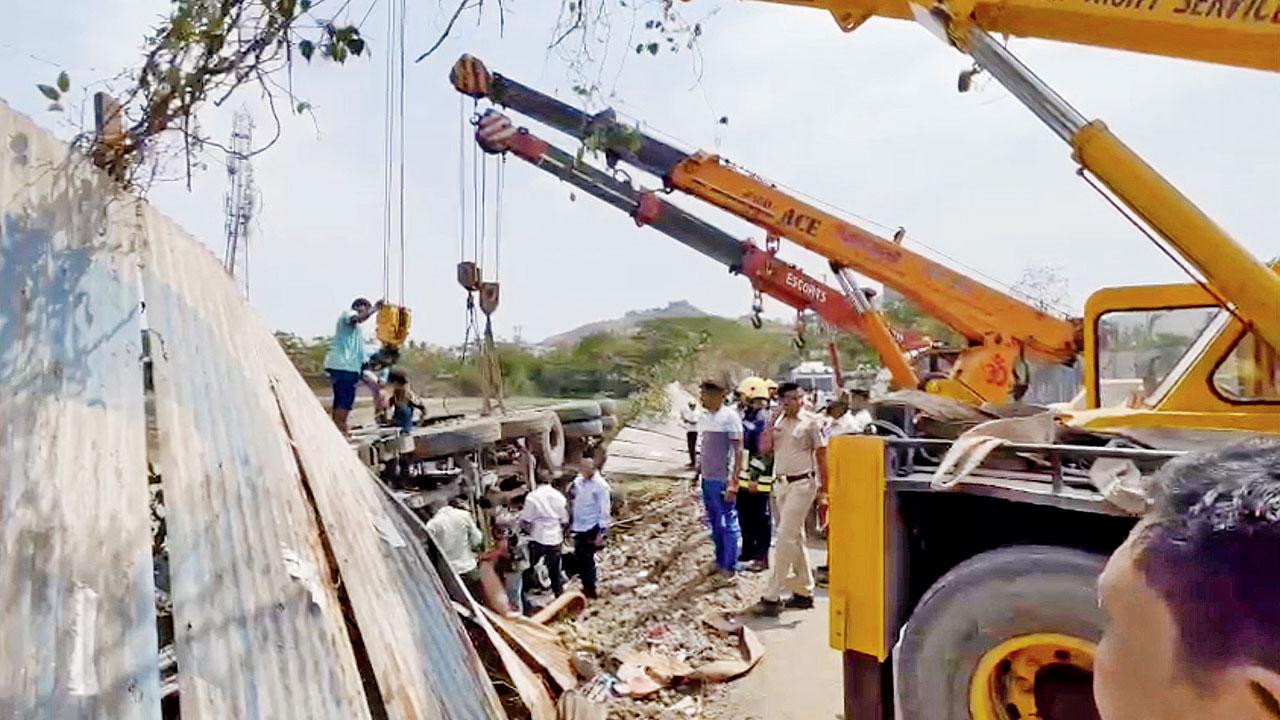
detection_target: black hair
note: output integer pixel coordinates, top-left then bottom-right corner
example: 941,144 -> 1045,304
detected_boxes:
386,368 -> 409,386
777,381 -> 801,397
352,297 -> 372,311
1134,438 -> 1280,676
848,388 -> 870,400
700,380 -> 726,393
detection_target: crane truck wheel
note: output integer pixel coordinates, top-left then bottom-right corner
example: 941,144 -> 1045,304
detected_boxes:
600,414 -> 619,432
895,545 -> 1106,720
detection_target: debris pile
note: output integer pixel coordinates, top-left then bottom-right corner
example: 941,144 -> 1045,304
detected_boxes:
551,480 -> 769,718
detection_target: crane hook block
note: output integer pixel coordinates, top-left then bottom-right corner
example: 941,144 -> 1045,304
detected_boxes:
376,304 -> 413,348
457,261 -> 482,292
479,282 -> 501,316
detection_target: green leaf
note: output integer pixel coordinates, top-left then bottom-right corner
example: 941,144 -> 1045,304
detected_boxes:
47,102 -> 63,113
347,37 -> 364,56
635,44 -> 643,54
299,39 -> 315,61
300,0 -> 311,9
36,84 -> 60,101
646,42 -> 658,55
295,101 -> 312,113
718,116 -> 729,125
56,71 -> 70,93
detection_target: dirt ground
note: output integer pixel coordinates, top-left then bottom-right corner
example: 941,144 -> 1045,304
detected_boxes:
547,479 -> 842,719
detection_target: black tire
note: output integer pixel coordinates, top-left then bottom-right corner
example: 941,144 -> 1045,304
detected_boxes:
600,414 -> 619,432
896,545 -> 1107,720
596,398 -> 618,416
411,419 -> 501,458
561,418 -> 604,438
532,414 -> 566,471
497,410 -> 554,440
550,401 -> 602,423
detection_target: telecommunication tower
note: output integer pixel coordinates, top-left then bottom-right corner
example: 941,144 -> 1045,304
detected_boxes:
223,110 -> 256,297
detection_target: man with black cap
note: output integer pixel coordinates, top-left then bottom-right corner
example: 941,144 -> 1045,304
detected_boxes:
693,379 -> 744,577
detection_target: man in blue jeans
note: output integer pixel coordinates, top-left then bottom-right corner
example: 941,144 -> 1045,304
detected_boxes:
692,380 -> 743,578
324,297 -> 377,436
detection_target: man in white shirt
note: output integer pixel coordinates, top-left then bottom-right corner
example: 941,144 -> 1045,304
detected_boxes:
569,457 -> 612,599
823,390 -> 874,440
520,469 -> 570,598
680,400 -> 701,467
426,496 -> 484,596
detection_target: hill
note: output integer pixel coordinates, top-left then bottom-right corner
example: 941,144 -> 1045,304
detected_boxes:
541,300 -> 710,347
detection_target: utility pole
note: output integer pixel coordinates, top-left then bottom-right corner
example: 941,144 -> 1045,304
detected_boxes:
223,110 -> 256,298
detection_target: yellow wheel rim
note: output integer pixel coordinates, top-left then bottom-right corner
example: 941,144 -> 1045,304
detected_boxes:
969,633 -> 1098,720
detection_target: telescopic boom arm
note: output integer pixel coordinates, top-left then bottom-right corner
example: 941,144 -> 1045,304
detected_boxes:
471,110 -> 922,390
758,0 -> 1279,72
452,55 -> 1081,403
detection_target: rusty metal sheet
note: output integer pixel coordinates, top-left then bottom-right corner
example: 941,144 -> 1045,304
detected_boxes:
2,99 -> 505,720
0,101 -> 160,718
141,205 -> 373,718
269,349 -> 508,720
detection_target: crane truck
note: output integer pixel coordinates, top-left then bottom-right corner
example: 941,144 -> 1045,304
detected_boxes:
452,40 -> 1277,718
710,1 -> 1278,718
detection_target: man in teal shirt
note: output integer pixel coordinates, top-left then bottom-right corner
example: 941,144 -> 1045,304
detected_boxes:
324,297 -> 377,435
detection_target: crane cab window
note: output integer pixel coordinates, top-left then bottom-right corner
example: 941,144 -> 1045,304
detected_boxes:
1095,307 -> 1223,407
1212,330 -> 1280,402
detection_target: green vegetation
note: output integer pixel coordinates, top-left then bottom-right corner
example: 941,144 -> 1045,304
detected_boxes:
278,299 -> 948,406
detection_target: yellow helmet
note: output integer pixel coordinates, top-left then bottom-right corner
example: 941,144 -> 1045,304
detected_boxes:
736,376 -> 771,400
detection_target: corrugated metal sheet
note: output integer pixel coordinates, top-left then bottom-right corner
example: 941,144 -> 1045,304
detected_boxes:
0,100 -> 506,719
0,101 -> 160,719
140,203 -> 373,718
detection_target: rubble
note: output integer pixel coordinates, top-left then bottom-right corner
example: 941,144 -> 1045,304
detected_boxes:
547,479 -> 770,719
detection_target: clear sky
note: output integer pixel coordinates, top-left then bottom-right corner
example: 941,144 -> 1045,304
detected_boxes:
3,0 -> 1277,345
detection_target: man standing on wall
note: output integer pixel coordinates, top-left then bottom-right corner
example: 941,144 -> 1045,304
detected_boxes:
324,297 -> 378,436
694,380 -> 744,578
753,381 -> 828,616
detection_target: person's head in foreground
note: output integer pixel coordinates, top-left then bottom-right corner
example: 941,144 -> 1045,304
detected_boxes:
578,456 -> 596,479
1095,438 -> 1280,720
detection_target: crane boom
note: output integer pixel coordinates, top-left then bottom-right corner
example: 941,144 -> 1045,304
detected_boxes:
452,56 -> 1081,404
760,0 -> 1280,71
471,110 -> 922,390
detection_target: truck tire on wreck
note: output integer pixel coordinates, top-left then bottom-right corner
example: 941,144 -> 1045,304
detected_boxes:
896,545 -> 1107,720
411,419 -> 502,458
561,418 -> 605,438
550,400 -> 602,424
532,414 -> 566,470
497,410 -> 554,440
596,398 -> 618,416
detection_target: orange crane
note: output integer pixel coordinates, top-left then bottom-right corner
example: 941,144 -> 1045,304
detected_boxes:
471,109 -> 923,390
451,55 -> 1080,405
